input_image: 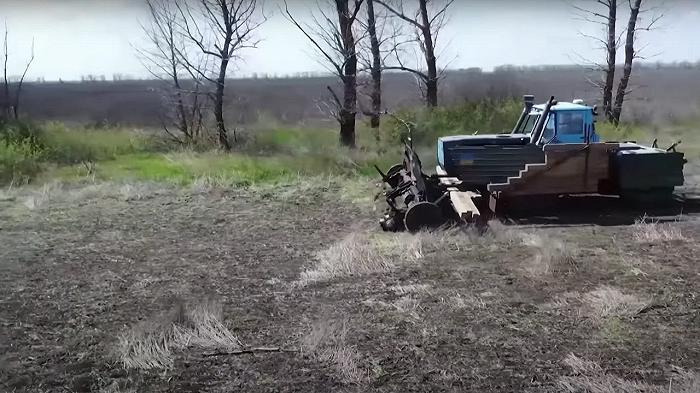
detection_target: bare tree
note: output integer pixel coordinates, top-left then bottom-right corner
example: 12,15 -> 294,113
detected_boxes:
2,25 -> 10,120
1,23 -> 35,121
574,0 -> 619,121
364,0 -> 383,132
175,0 -> 265,150
376,0 -> 453,108
575,0 -> 661,124
610,0 -> 662,124
138,0 -> 205,144
284,0 -> 365,147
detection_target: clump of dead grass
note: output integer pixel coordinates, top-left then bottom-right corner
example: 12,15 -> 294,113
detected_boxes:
299,233 -> 392,285
23,181 -> 62,209
447,293 -> 487,310
299,228 -> 471,286
115,299 -> 240,370
520,232 -> 577,278
302,318 -> 367,385
632,215 -> 686,243
559,353 -> 700,393
583,286 -> 649,322
485,219 -> 524,244
389,283 -> 431,295
392,296 -> 423,319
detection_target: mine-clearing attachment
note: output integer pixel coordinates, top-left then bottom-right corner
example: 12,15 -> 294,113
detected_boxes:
376,143 -> 484,232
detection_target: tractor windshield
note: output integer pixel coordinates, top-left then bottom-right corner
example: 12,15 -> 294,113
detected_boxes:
518,114 -> 539,134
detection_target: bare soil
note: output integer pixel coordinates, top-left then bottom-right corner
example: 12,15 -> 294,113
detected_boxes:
1,183 -> 699,392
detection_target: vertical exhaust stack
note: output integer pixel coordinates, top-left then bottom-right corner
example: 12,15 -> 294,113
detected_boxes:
530,96 -> 556,145
512,95 -> 535,133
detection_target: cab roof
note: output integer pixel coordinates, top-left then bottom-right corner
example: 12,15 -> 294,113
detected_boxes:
532,102 -> 591,111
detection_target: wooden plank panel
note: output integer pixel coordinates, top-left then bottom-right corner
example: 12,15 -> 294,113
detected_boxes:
489,143 -> 619,196
449,191 -> 481,221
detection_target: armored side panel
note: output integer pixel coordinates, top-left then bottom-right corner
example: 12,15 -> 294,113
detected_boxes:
437,134 -> 544,186
614,144 -> 686,191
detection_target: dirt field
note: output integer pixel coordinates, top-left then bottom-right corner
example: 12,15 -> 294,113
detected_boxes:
1,180 -> 699,392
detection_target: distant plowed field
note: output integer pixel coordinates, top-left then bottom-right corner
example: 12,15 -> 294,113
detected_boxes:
17,66 -> 700,127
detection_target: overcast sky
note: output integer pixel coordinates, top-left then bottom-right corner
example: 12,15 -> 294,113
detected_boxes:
2,0 -> 699,81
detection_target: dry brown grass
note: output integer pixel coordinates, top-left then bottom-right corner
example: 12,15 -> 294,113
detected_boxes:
298,228 -> 472,286
115,299 -> 240,370
447,293 -> 487,310
298,233 -> 392,285
391,296 -> 423,320
583,286 -> 649,322
559,353 -> 700,393
22,181 -> 62,209
520,232 -> 577,278
389,283 -> 432,295
301,318 -> 367,385
632,215 -> 686,243
485,219 -> 524,244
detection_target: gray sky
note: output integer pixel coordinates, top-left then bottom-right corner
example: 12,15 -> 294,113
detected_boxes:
3,0 -> 699,81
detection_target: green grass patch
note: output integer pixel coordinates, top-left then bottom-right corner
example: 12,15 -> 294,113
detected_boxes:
0,140 -> 43,184
47,148 -> 401,187
600,317 -> 634,345
41,122 -> 157,164
6,98 -> 697,188
383,98 -> 523,144
595,122 -> 649,143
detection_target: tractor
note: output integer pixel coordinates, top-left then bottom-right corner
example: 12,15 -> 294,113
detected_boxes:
377,95 -> 687,232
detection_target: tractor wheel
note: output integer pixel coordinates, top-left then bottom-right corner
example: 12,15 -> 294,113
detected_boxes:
386,163 -> 404,188
404,201 -> 443,232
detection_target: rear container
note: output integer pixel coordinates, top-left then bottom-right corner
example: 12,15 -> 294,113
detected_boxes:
613,144 -> 686,191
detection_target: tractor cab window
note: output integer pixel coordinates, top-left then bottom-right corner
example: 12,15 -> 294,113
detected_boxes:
540,113 -> 556,144
557,111 -> 584,135
519,114 -> 539,134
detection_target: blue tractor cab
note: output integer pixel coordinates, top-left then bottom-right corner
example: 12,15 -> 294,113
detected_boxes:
513,98 -> 600,144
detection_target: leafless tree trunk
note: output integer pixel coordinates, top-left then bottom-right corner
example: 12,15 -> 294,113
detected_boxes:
575,0 -> 660,124
575,0 -> 619,122
138,0 -> 205,144
376,0 -> 453,108
2,25 -> 10,121
1,23 -> 35,121
284,0 -> 364,148
176,0 -> 265,150
611,0 -> 658,124
11,39 -> 34,120
366,0 -> 382,132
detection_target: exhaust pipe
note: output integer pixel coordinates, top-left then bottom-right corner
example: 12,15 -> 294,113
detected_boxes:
530,96 -> 556,145
512,94 -> 535,134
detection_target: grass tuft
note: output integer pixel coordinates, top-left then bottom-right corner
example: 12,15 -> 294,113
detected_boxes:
520,232 -> 578,277
299,228 -> 472,286
302,318 -> 367,385
299,233 -> 392,285
583,286 -> 649,322
632,215 -> 686,243
115,299 -> 239,370
560,353 -> 700,393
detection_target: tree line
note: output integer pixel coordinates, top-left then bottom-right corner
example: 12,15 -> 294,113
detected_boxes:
2,0 -> 665,147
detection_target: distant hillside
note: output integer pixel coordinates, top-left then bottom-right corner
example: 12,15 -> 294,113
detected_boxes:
17,65 -> 700,127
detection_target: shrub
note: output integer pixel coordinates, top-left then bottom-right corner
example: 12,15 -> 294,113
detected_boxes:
0,139 -> 43,184
383,98 -> 523,145
0,121 -> 45,150
41,122 -> 155,164
595,121 -> 647,142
